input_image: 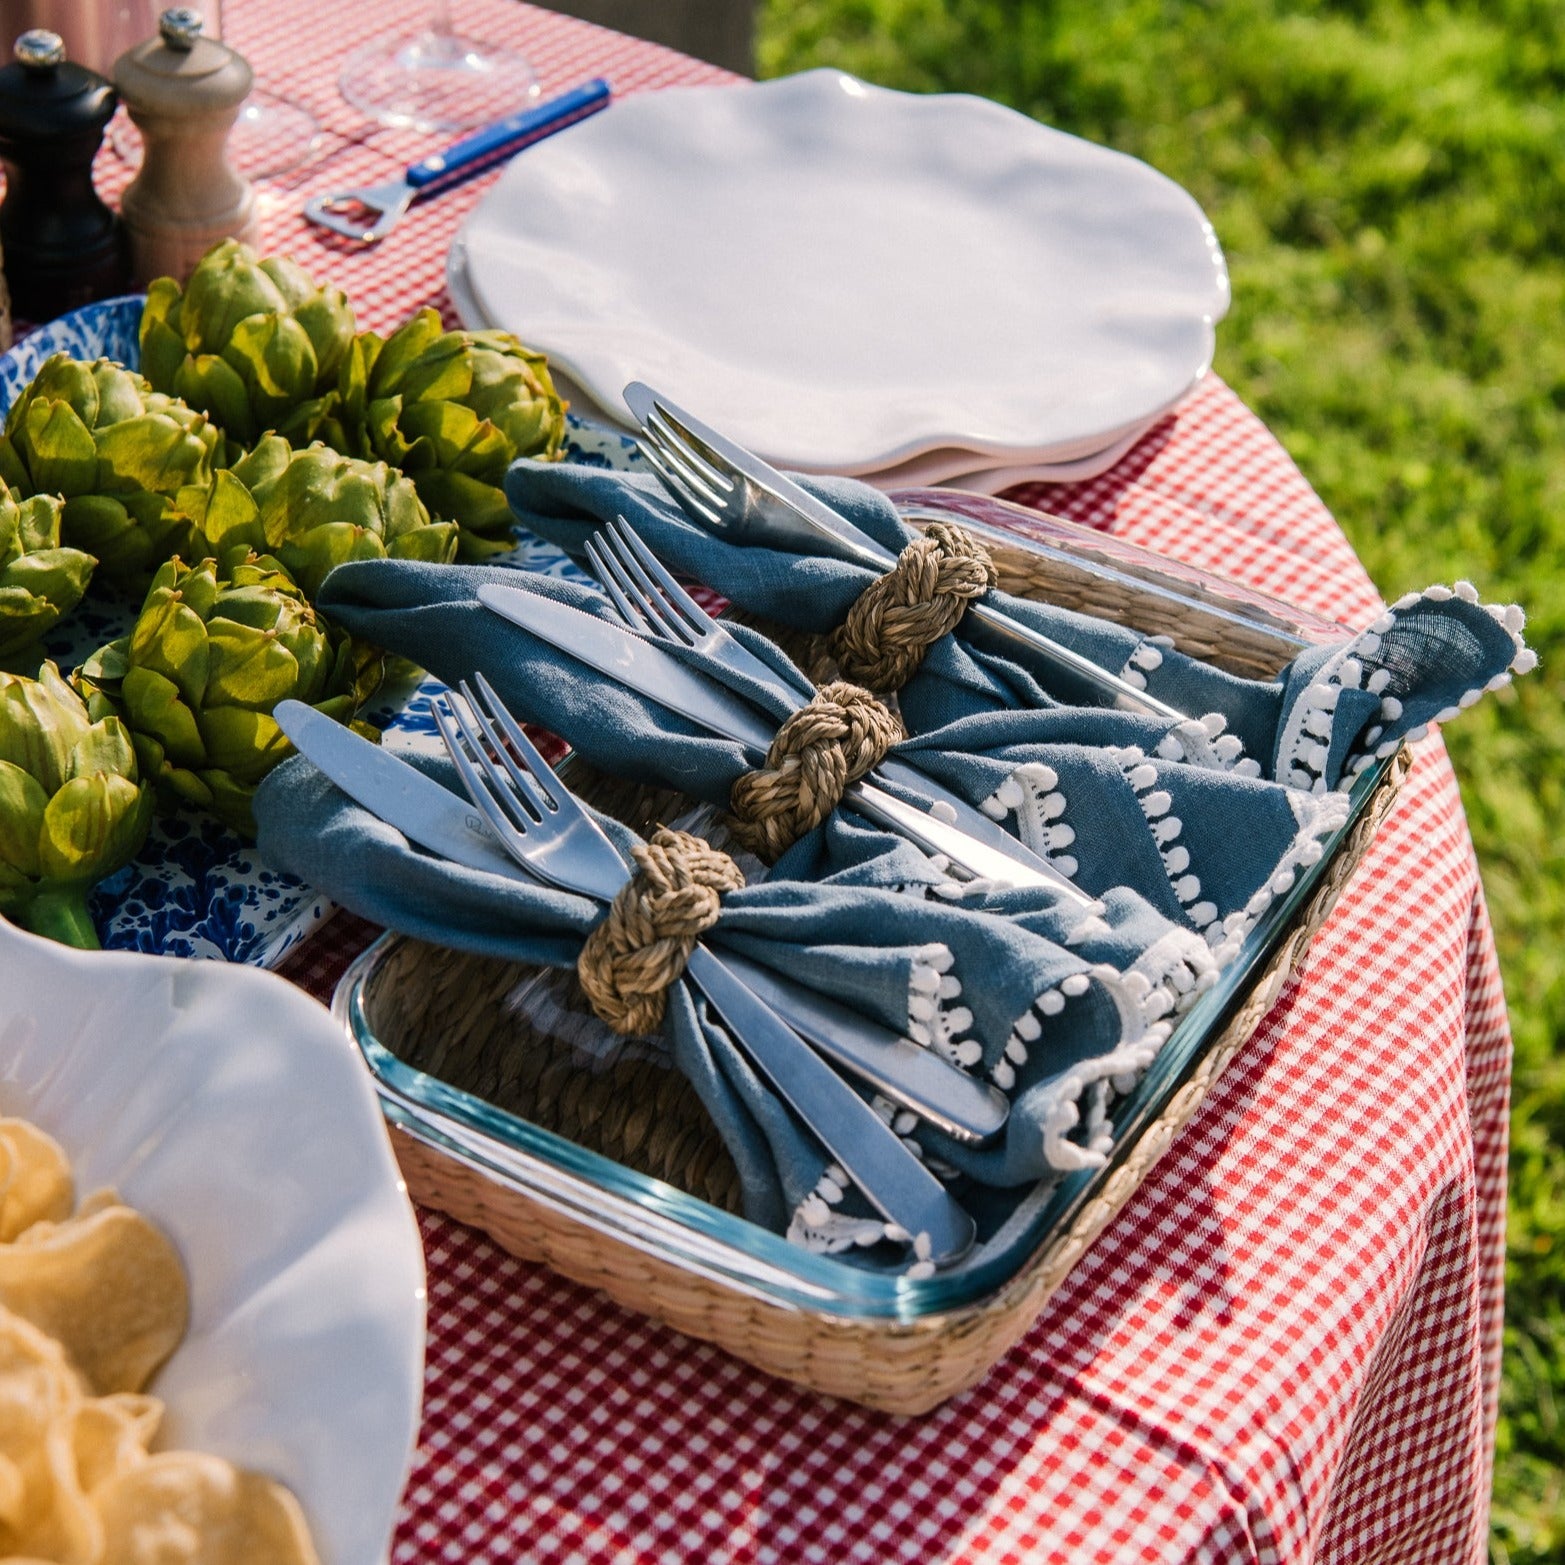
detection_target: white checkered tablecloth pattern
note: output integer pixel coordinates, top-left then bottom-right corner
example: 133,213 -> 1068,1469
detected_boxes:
140,3 -> 1503,1558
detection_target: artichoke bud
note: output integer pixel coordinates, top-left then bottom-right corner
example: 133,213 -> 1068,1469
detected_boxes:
371,309 -> 444,386
0,483 -> 95,659
69,714 -> 138,781
0,764 -> 47,880
0,354 -> 217,594
19,397 -> 99,496
220,436 -> 456,599
0,660 -> 87,791
329,308 -> 565,559
180,467 -> 266,554
175,352 -> 255,446
97,550 -> 373,836
139,241 -> 355,451
139,278 -> 188,384
225,312 -> 318,411
333,329 -> 381,436
0,662 -> 154,948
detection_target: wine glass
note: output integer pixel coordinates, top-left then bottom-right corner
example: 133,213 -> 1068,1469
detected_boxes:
336,0 -> 539,133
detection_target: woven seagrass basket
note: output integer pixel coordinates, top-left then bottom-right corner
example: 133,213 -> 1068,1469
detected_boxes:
339,503 -> 1407,1415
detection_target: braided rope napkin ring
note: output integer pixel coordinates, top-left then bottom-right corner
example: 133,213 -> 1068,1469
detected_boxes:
576,827 -> 746,1035
829,521 -> 997,692
728,682 -> 904,862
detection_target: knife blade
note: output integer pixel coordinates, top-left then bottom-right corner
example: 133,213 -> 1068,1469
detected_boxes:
275,702 -> 523,880
477,585 -> 777,751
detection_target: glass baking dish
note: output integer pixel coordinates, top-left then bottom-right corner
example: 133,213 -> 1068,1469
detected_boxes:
332,492 -> 1398,1322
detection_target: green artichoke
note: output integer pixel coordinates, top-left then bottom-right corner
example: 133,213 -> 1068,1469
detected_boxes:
0,482 -> 95,661
0,355 -> 220,594
0,661 -> 154,948
332,308 -> 566,560
78,552 -> 377,836
181,434 -> 458,600
139,239 -> 356,449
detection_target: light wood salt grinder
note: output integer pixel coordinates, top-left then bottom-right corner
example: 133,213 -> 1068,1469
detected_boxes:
113,6 -> 259,285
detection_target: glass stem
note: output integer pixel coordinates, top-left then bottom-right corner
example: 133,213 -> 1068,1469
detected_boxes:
430,0 -> 455,37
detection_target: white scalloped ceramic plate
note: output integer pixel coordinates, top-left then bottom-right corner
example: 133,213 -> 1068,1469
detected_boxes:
0,920 -> 426,1565
458,69 -> 1230,474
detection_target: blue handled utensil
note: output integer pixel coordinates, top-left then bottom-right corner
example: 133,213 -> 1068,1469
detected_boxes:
304,77 -> 611,243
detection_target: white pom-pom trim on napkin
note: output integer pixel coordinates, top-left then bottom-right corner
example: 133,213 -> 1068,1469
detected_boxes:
783,908 -> 1225,1259
1020,963 -> 1172,1173
1117,637 -> 1263,778
989,923 -> 1216,1173
981,761 -> 1080,878
1203,787 -> 1351,966
788,1147 -> 904,1257
1118,634 -> 1173,691
782,941 -> 986,1262
786,1095 -> 940,1265
1153,713 -> 1262,778
1117,747 -> 1222,935
1276,583 -> 1535,791
904,943 -> 983,1069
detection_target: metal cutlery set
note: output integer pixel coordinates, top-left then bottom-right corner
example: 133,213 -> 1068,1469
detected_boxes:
278,382 -> 1237,1266
278,690 -> 985,1264
623,382 -> 1189,722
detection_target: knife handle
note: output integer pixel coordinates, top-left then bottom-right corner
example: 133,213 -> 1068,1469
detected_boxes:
685,945 -> 975,1265
406,77 -> 612,191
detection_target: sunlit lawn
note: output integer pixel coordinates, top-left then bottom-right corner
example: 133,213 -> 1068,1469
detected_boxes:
757,2 -> 1565,1555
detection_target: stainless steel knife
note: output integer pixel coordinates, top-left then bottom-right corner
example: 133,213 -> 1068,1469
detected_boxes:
476,582 -> 1081,897
275,702 -> 520,878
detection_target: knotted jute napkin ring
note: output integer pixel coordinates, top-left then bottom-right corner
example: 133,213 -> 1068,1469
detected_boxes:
829,521 -> 997,692
576,827 -> 747,1036
727,681 -> 903,863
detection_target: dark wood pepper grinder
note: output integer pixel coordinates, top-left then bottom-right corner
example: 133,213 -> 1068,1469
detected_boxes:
0,29 -> 128,322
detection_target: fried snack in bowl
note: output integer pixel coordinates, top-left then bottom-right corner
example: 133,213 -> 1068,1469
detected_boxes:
0,1121 -> 74,1243
0,1119 -> 323,1563
0,919 -> 426,1565
0,1203 -> 189,1396
0,1307 -> 97,1561
96,1453 -> 318,1565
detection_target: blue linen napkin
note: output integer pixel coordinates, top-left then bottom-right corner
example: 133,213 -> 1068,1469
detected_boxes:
502,458 -> 1533,791
254,748 -> 1213,1264
311,559 -> 1395,962
292,548 -> 1531,1264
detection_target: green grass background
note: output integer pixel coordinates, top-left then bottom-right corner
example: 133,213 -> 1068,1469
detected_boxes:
754,2 -> 1564,1556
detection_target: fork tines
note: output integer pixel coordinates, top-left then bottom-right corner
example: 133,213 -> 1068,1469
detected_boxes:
584,518 -> 713,649
433,675 -> 566,846
636,402 -> 733,526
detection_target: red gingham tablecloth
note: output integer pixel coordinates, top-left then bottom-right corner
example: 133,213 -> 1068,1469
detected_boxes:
95,3 -> 1509,1559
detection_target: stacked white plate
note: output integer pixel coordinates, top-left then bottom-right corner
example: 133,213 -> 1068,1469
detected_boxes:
448,70 -> 1230,492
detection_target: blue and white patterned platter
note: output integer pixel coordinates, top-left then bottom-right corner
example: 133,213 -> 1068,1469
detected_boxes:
3,296 -> 641,966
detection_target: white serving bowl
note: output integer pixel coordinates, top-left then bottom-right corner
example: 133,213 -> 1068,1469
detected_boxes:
0,918 -> 426,1565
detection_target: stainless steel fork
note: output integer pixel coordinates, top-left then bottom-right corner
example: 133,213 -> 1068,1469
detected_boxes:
584,516 -> 814,707
584,518 -> 1094,907
433,674 -> 982,1263
626,380 -> 1188,724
